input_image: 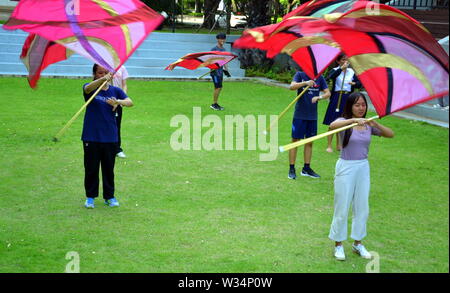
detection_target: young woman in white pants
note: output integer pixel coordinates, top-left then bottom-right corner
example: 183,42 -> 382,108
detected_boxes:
328,92 -> 394,261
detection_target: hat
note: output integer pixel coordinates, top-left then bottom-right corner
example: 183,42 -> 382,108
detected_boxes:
216,33 -> 226,39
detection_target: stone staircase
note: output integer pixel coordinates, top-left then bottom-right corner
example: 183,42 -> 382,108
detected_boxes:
0,26 -> 245,79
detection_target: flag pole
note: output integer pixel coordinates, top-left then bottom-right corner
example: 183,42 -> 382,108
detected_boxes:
53,78 -> 110,142
198,69 -> 215,79
264,85 -> 311,135
279,115 -> 379,152
335,68 -> 347,112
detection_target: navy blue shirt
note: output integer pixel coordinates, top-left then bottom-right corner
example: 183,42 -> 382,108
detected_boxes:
81,84 -> 128,143
210,45 -> 226,76
292,72 -> 328,120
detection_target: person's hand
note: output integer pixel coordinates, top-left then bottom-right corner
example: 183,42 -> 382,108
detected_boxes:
106,97 -> 119,111
304,80 -> 315,87
352,118 -> 366,126
104,72 -> 113,81
311,96 -> 320,104
224,70 -> 231,77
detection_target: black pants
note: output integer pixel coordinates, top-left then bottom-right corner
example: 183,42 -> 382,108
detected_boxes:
83,141 -> 117,199
115,106 -> 123,153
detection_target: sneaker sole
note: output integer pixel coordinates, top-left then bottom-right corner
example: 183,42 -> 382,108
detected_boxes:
335,256 -> 345,261
301,172 -> 320,178
288,175 -> 296,180
85,205 -> 94,209
210,106 -> 219,110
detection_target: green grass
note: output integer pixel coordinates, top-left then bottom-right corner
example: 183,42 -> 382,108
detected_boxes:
0,77 -> 448,273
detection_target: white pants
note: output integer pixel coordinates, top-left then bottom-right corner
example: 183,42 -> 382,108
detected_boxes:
329,158 -> 370,242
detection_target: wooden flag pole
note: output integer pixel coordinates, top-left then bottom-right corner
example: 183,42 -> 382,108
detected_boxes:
279,115 -> 379,152
264,85 -> 311,135
53,78 -> 110,142
198,69 -> 216,79
335,68 -> 348,112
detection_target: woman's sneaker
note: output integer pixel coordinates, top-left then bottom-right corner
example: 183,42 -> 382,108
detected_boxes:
105,198 -> 120,207
334,245 -> 345,261
84,197 -> 95,209
352,243 -> 372,259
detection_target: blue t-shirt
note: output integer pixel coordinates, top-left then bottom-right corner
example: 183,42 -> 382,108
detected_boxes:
81,84 -> 128,143
210,45 -> 226,76
292,72 -> 328,120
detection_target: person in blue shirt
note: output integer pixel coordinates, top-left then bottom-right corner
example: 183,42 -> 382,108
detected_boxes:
210,33 -> 231,111
82,64 -> 133,209
288,71 -> 331,179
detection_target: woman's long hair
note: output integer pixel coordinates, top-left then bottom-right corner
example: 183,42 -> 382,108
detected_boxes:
341,92 -> 368,148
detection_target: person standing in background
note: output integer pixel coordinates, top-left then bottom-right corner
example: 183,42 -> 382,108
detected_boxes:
112,65 -> 129,158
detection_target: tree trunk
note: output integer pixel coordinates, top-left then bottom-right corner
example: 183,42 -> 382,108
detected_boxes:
202,0 -> 221,29
226,0 -> 231,34
247,0 -> 271,28
272,0 -> 281,24
195,0 -> 202,13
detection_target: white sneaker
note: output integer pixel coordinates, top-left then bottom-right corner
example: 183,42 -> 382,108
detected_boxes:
352,243 -> 372,259
116,151 -> 126,158
334,245 -> 345,261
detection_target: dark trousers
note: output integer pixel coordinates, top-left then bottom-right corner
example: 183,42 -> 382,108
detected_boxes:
83,141 -> 117,200
115,106 -> 123,153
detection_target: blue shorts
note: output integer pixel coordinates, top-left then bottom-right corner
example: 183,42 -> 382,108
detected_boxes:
291,119 -> 317,139
211,74 -> 223,88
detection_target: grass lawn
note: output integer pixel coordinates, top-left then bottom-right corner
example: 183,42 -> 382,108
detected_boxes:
0,77 -> 448,273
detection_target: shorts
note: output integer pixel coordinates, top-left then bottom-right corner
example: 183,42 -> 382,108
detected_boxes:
211,74 -> 223,89
291,118 -> 317,139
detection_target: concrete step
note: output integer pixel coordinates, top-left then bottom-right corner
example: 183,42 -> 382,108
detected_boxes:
0,26 -> 246,79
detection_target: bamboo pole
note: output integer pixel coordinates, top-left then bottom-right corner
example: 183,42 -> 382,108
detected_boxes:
335,67 -> 348,112
198,69 -> 215,79
279,115 -> 379,152
264,85 -> 311,135
53,79 -> 110,142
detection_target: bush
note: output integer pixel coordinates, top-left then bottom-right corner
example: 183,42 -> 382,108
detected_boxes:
245,66 -> 296,84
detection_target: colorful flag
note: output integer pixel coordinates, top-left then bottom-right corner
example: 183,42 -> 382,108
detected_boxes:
4,0 -> 164,85
165,51 -> 237,71
232,0 -> 365,79
288,2 -> 449,116
20,34 -> 72,88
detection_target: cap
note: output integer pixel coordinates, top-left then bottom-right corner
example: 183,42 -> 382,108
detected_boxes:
216,33 -> 226,40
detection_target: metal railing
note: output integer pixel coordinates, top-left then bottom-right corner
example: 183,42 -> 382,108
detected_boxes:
386,0 -> 448,9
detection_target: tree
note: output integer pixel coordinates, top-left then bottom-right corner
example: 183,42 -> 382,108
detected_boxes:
201,0 -> 221,29
195,0 -> 202,13
246,0 -> 271,28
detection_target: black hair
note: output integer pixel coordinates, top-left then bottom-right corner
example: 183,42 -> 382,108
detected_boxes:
341,92 -> 368,148
92,64 -> 99,75
216,33 -> 226,39
336,53 -> 347,62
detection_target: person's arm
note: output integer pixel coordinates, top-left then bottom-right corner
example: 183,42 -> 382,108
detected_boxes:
289,79 -> 315,91
122,79 -> 128,94
330,117 -> 366,130
84,73 -> 112,94
367,120 -> 394,138
106,97 -> 133,111
326,68 -> 341,80
312,88 -> 331,103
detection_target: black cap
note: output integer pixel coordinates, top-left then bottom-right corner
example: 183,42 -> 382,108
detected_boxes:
216,33 -> 226,39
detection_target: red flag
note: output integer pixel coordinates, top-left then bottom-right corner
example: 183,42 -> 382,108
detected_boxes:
4,0 -> 164,87
20,34 -> 72,88
288,2 -> 449,116
165,51 -> 237,71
